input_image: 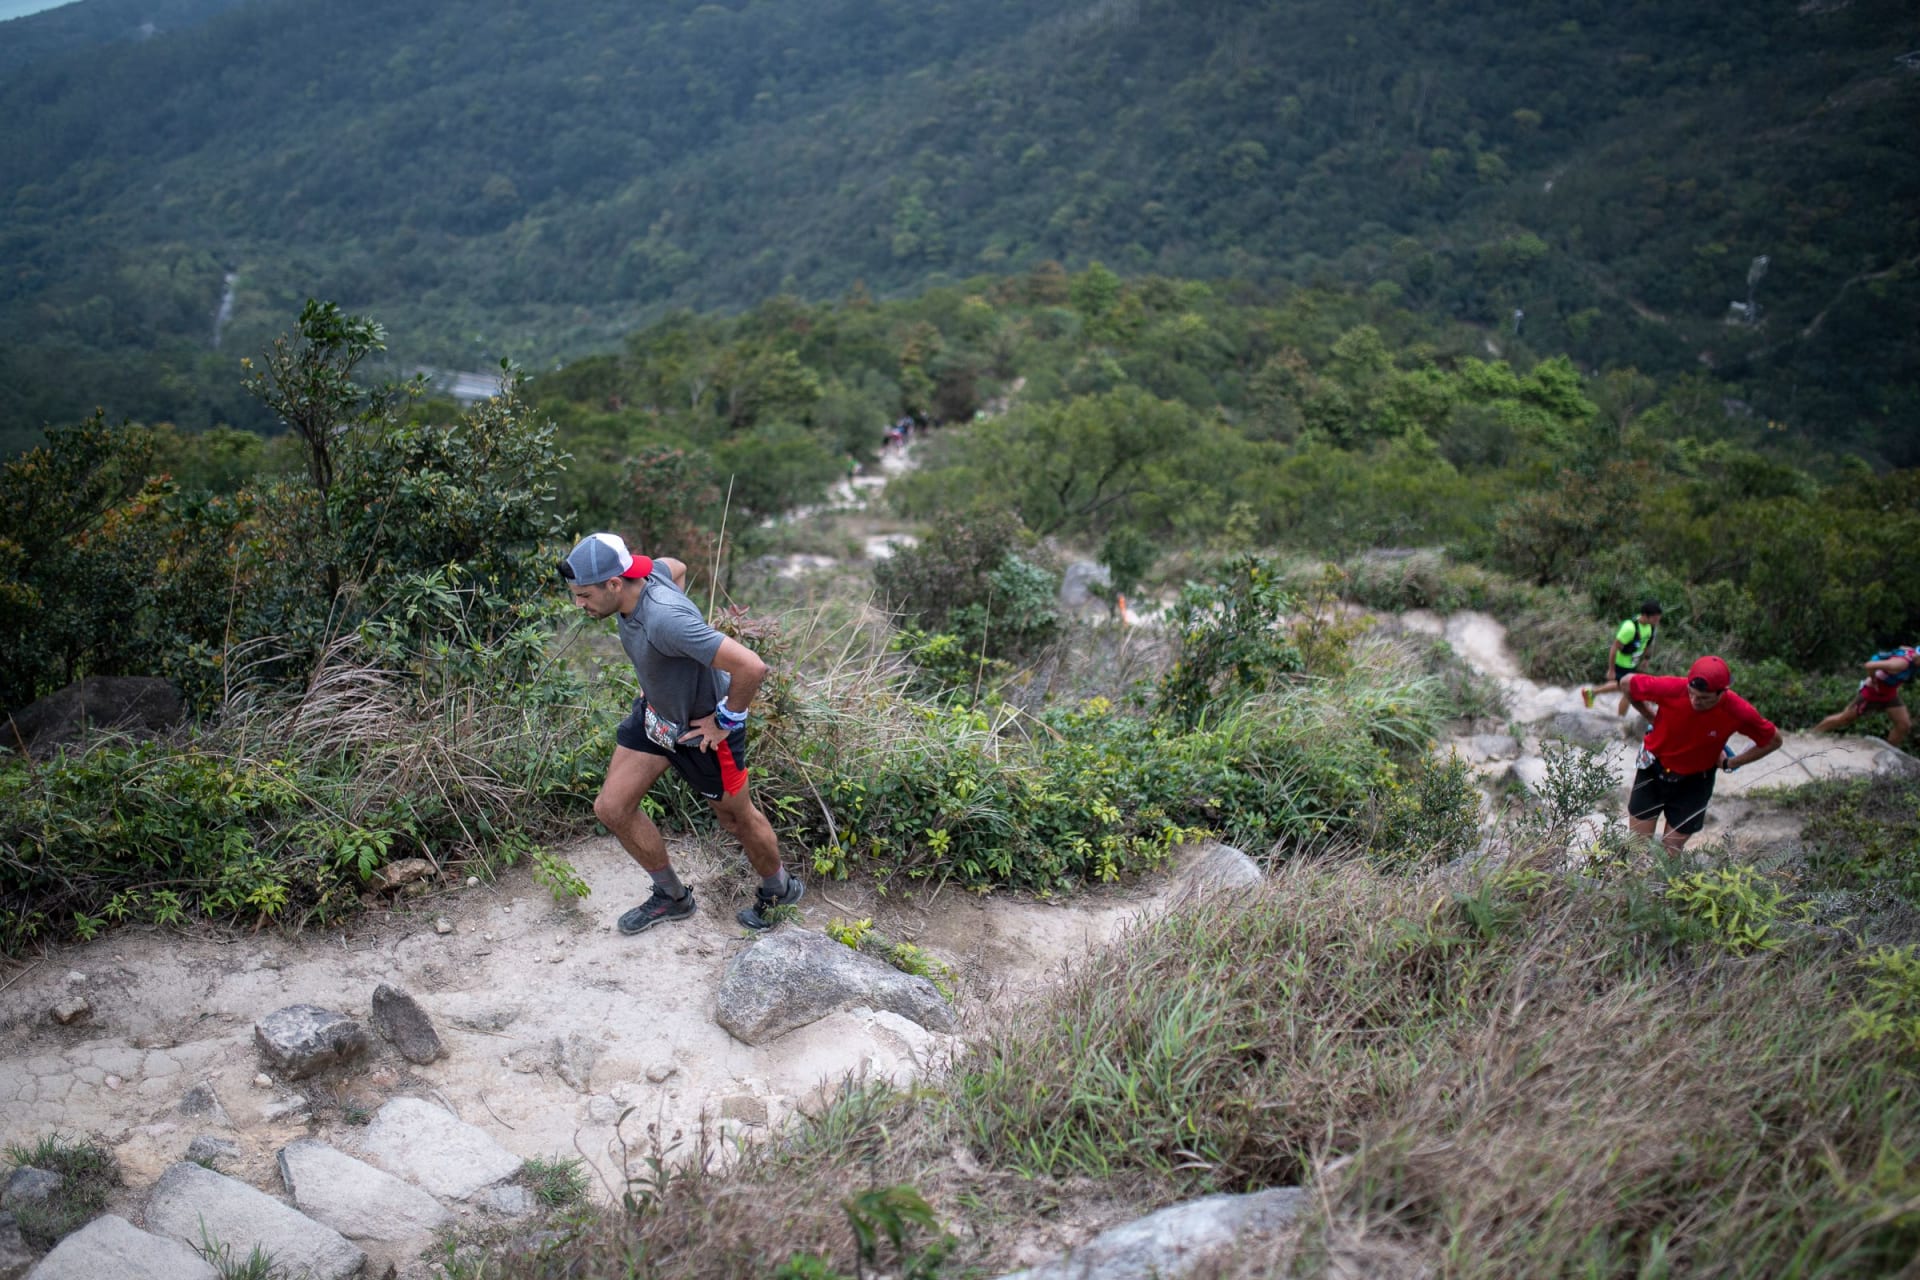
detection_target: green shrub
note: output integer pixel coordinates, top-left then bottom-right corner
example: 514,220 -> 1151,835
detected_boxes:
1156,554 -> 1302,729
873,510 -> 1059,662
1735,657 -> 1867,734
1373,752 -> 1483,871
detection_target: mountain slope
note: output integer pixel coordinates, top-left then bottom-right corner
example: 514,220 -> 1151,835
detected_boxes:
0,0 -> 1913,458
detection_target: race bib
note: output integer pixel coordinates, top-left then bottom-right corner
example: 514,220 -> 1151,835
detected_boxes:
643,704 -> 684,750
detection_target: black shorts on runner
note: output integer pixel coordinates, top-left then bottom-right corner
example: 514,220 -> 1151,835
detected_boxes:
1603,660 -> 1627,685
616,701 -> 750,800
1627,762 -> 1717,836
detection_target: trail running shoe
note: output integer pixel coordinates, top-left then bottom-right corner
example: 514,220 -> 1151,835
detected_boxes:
1580,687 -> 1595,709
618,888 -> 695,935
737,875 -> 805,931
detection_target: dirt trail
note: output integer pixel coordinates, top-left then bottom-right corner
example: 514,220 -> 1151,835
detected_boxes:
0,834 -> 1188,1217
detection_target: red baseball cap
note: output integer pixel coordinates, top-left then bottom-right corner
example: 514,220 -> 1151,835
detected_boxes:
1688,655 -> 1732,692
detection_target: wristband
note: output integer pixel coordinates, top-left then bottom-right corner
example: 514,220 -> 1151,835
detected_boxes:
713,704 -> 748,731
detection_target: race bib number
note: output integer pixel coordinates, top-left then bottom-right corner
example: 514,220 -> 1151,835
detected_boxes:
643,704 -> 684,750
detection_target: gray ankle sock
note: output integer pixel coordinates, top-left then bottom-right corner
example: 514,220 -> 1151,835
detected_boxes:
760,869 -> 789,897
650,867 -> 687,900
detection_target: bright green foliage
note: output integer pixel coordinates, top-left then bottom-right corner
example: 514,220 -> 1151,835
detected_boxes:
1660,865 -> 1795,954
1849,945 -> 1920,1057
842,1185 -> 952,1280
1157,555 -> 1301,730
778,665 -> 1436,892
825,917 -> 958,996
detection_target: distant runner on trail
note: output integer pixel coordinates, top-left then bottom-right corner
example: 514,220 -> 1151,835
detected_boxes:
1582,601 -> 1662,718
558,533 -> 804,935
1622,655 -> 1782,853
1810,644 -> 1916,748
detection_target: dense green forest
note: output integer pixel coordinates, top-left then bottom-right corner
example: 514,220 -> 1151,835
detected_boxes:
9,272 -> 1916,726
0,0 -> 246,75
1,0 -> 1914,462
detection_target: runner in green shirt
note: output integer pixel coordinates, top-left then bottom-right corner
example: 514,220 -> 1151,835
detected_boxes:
1581,600 -> 1662,717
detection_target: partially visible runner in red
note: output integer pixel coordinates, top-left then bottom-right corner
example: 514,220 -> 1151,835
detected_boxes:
1623,655 -> 1783,853
1811,645 -> 1915,748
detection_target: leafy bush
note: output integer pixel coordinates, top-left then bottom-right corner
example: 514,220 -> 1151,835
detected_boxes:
1372,752 -> 1482,871
1156,554 -> 1302,730
1660,864 -> 1796,954
872,510 -> 1058,662
0,633 -> 602,952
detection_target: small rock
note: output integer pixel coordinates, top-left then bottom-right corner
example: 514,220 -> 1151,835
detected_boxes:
185,1135 -> 240,1167
0,1211 -> 30,1278
476,1184 -> 534,1218
370,983 -> 446,1066
259,1094 -> 311,1124
370,858 -> 435,892
549,953 -> 565,964
2,1166 -> 63,1207
178,1082 -> 230,1124
254,1004 -> 370,1079
252,1073 -> 273,1089
65,971 -> 86,985
466,876 -> 480,887
644,1062 -> 677,1084
554,1033 -> 598,1093
718,1094 -> 767,1125
104,1074 -> 122,1090
434,918 -> 453,935
49,995 -> 92,1025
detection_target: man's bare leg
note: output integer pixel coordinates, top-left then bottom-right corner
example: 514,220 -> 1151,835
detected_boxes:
1629,814 -> 1691,856
594,746 -> 674,872
709,786 -> 783,879
1810,702 -> 1861,736
1887,704 -> 1911,748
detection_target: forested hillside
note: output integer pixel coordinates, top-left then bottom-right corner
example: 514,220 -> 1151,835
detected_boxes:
0,0 -> 246,75
1,0 -> 1915,461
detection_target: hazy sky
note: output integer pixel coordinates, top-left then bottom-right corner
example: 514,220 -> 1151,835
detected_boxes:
0,0 -> 77,20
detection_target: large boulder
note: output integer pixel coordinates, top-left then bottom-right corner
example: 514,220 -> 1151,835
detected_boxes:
5,677 -> 183,756
1543,710 -> 1631,749
1171,842 -> 1262,899
254,1005 -> 370,1080
996,1188 -> 1308,1280
715,928 -> 956,1045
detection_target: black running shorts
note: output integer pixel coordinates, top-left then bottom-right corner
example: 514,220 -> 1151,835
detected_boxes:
1627,761 -> 1717,836
616,700 -> 749,800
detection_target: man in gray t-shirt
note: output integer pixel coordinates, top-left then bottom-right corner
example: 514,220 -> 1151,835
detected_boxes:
559,532 -> 804,934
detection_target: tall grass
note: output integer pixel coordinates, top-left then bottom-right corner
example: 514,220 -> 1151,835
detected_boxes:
488,853 -> 1920,1279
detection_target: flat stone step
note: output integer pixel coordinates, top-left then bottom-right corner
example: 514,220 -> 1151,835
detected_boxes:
25,1214 -> 215,1280
144,1161 -> 365,1280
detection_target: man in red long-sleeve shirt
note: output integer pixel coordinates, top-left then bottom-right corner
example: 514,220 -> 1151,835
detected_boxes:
1623,655 -> 1783,853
